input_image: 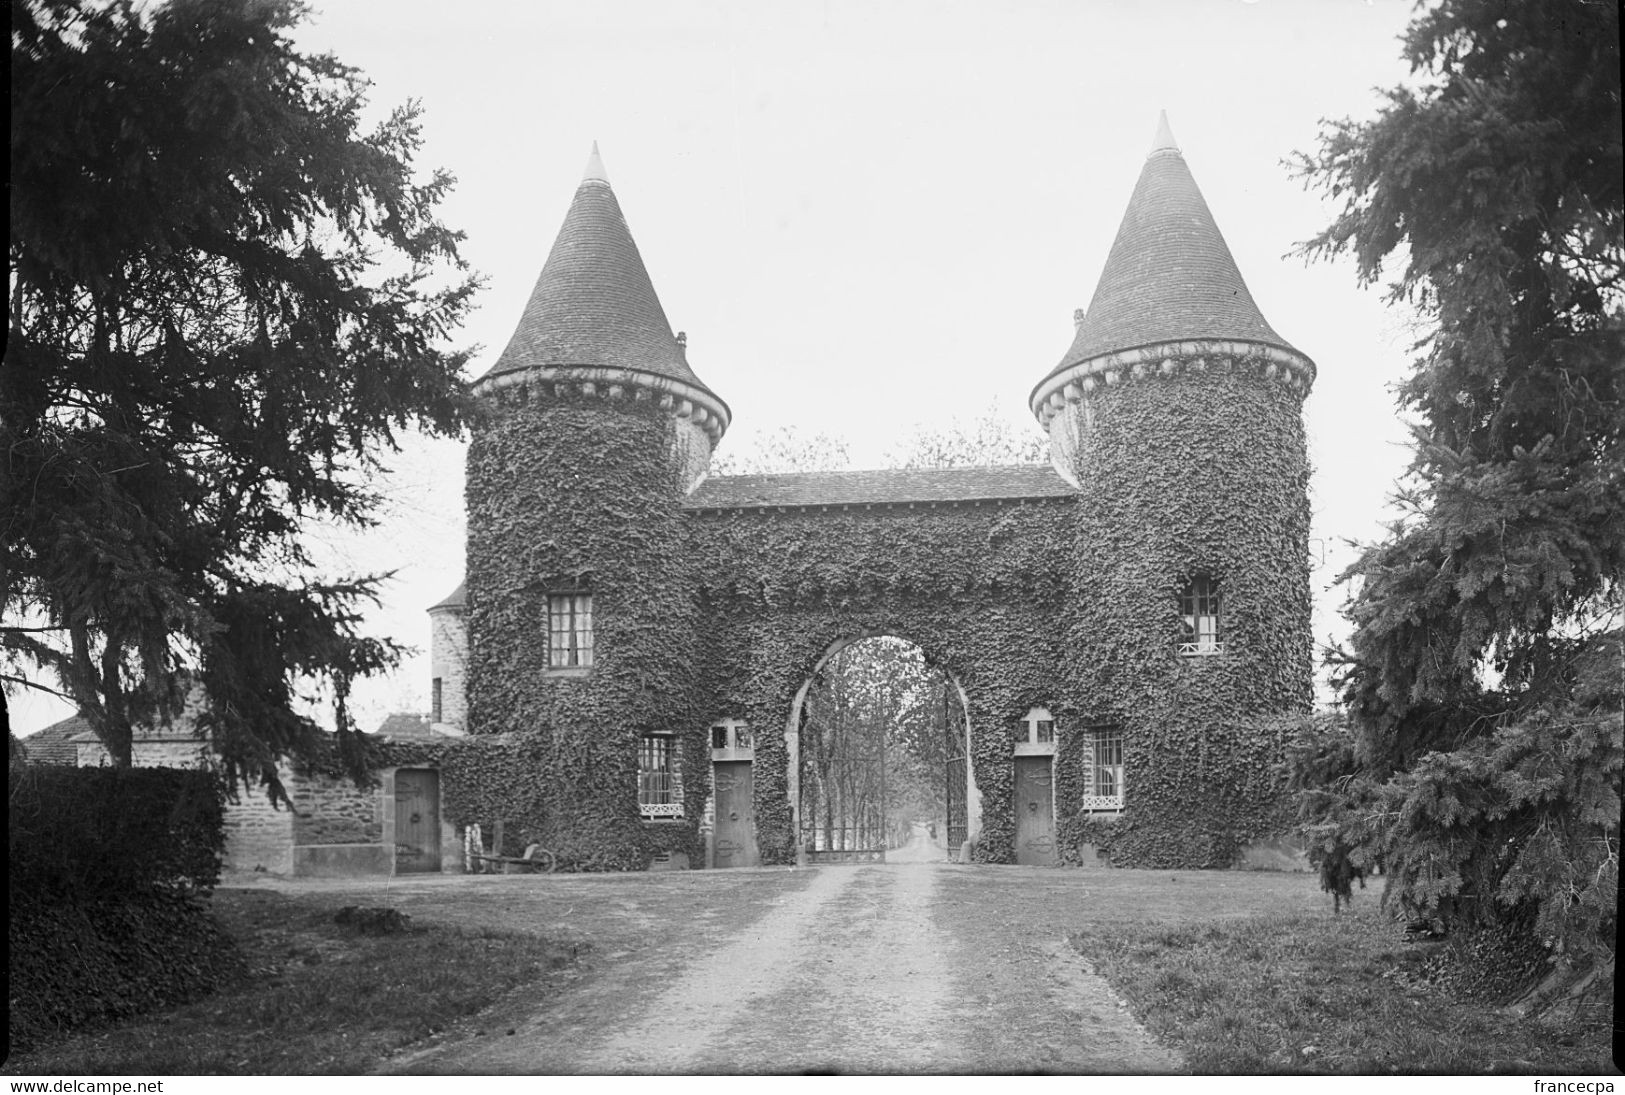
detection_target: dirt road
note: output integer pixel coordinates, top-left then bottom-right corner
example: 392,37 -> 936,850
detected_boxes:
382,839 -> 1187,1074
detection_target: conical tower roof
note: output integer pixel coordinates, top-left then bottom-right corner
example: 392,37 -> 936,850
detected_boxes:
1039,114 -> 1298,385
476,145 -> 722,404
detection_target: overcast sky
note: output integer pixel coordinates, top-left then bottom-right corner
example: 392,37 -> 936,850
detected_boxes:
12,0 -> 1430,735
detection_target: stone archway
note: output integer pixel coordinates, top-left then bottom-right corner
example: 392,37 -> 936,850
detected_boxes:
784,634 -> 980,865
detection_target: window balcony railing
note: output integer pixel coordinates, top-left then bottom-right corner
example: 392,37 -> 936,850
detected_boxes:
639,802 -> 684,819
1178,640 -> 1226,657
1080,794 -> 1123,811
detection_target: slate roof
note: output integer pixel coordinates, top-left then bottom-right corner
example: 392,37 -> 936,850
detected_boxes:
684,465 -> 1075,511
1040,116 -> 1299,387
476,146 -> 725,409
17,714 -> 87,765
375,713 -> 436,740
430,580 -> 466,611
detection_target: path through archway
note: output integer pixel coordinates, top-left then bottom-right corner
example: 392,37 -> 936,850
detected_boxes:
790,636 -> 971,863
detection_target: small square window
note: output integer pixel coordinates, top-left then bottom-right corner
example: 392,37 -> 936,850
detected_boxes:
710,718 -> 753,755
1019,707 -> 1058,751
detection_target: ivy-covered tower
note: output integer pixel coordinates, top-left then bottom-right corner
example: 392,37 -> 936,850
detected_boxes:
1032,114 -> 1315,866
463,145 -> 728,868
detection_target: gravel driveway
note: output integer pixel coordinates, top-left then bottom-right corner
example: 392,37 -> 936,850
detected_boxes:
334,827 -> 1201,1074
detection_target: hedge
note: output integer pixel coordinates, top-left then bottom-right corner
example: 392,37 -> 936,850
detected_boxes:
8,761 -> 239,1050
8,764 -> 226,901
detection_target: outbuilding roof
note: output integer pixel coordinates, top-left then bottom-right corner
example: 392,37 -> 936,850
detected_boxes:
430,580 -> 466,611
18,714 -> 87,765
683,465 -> 1075,511
1039,114 -> 1299,387
476,145 -> 724,407
375,713 -> 437,740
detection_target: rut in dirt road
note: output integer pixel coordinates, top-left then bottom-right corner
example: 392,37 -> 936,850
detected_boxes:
578,863 -> 961,1073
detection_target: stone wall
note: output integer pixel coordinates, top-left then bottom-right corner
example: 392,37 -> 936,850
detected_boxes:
63,710 -> 458,877
291,772 -> 383,845
222,777 -> 296,874
76,737 -> 211,769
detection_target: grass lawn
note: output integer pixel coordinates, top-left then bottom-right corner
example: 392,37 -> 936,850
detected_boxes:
3,887 -> 583,1075
1069,905 -> 1618,1075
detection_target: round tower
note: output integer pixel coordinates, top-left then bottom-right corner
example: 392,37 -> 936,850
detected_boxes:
1033,114 -> 1315,868
463,145 -> 727,869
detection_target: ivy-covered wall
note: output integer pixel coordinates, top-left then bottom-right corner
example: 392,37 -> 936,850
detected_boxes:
688,500 -> 1071,865
454,358 -> 1311,871
1055,359 -> 1313,866
464,390 -> 709,870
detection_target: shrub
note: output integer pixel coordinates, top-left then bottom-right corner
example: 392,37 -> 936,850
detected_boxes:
8,764 -> 226,901
9,889 -> 244,1052
7,764 -> 238,1050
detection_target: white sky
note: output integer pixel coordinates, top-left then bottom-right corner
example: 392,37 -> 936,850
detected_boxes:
10,0 -> 1428,736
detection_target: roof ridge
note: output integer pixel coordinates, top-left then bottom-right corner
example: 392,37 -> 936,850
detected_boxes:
685,464 -> 1076,509
705,463 -> 1054,480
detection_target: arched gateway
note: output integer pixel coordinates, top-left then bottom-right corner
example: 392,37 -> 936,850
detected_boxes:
430,119 -> 1316,870
786,635 -> 977,866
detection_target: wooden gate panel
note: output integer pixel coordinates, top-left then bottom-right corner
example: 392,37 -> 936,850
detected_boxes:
394,768 -> 441,873
1013,756 -> 1057,866
712,761 -> 758,868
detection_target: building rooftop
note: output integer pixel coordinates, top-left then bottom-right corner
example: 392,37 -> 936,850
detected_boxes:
684,465 -> 1075,511
17,714 -> 87,765
375,713 -> 438,740
430,580 -> 466,611
1039,113 -> 1299,388
476,144 -> 725,407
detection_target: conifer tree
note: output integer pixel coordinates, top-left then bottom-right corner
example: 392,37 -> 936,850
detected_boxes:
3,0 -> 478,796
1289,0 -> 1621,994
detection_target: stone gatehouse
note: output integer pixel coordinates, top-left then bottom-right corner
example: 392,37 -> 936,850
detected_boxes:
429,114 -> 1315,872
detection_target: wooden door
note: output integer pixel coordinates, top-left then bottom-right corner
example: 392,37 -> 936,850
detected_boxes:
1013,756 -> 1057,866
394,768 -> 441,873
712,761 -> 757,868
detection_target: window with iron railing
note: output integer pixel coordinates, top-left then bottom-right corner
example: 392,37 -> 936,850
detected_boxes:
638,734 -> 682,819
547,593 -> 593,670
1080,727 -> 1124,811
1179,575 -> 1223,656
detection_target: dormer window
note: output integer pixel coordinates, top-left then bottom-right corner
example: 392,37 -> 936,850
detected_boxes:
547,592 -> 593,670
1179,575 -> 1223,656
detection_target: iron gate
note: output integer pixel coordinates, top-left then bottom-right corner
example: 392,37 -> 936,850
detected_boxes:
798,703 -> 887,863
944,687 -> 967,852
